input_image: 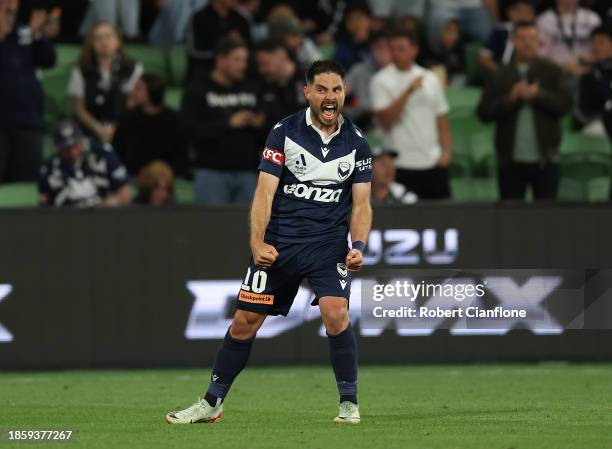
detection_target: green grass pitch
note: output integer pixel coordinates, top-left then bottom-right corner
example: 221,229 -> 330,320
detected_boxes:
1,364 -> 612,449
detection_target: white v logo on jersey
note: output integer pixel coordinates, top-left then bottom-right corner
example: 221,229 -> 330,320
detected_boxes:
321,147 -> 330,158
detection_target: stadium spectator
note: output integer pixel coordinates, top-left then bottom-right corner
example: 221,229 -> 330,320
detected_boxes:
295,0 -> 350,45
333,5 -> 371,71
236,0 -> 266,42
428,0 -> 497,53
589,0 -> 612,26
79,0 -> 140,39
537,0 -> 601,77
479,0 -> 536,72
186,0 -> 251,81
113,73 -> 185,177
149,0 -> 208,53
477,21 -> 572,200
0,0 -> 56,184
426,18 -> 466,86
268,16 -> 322,72
344,31 -> 392,130
370,30 -> 453,200
577,26 -> 612,140
180,36 -> 265,205
135,160 -> 175,206
371,146 -> 417,204
38,119 -> 130,207
255,39 -> 306,132
69,21 -> 143,145
366,0 -> 426,22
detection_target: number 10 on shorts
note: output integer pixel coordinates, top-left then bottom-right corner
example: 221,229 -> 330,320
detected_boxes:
241,267 -> 268,293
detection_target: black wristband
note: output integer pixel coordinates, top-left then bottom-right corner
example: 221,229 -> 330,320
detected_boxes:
352,241 -> 365,252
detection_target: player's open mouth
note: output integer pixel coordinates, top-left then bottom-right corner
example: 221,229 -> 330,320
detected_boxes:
322,104 -> 337,120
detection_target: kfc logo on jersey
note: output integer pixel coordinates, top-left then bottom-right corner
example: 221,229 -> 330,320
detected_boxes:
263,147 -> 285,166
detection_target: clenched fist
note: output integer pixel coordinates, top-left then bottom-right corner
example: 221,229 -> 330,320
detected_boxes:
251,240 -> 278,268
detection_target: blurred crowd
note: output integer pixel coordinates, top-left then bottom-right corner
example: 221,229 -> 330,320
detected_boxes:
0,0 -> 611,207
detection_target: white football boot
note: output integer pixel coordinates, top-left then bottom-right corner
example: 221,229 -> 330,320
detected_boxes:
165,398 -> 223,424
333,401 -> 360,424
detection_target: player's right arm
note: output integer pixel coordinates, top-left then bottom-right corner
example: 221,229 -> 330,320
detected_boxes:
250,172 -> 279,268
249,122 -> 286,268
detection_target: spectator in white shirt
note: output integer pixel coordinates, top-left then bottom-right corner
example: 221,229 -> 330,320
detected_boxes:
370,29 -> 453,200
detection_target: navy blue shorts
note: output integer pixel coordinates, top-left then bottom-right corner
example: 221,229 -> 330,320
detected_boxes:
236,239 -> 351,316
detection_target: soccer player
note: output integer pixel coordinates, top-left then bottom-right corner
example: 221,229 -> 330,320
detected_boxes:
165,60 -> 373,425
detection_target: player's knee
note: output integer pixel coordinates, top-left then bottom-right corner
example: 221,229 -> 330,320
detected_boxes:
320,300 -> 349,335
230,310 -> 265,340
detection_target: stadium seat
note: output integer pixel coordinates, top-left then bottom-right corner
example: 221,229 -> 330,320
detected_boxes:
562,151 -> 610,179
0,183 -> 38,208
561,152 -> 611,199
445,86 -> 481,110
175,179 -> 195,204
560,131 -> 611,156
470,178 -> 498,200
164,88 -> 183,110
558,177 -> 585,201
588,177 -> 610,202
449,152 -> 473,178
450,177 -> 497,201
124,44 -> 168,81
464,41 -> 484,86
168,44 -> 187,87
450,178 -> 472,200
477,153 -> 497,178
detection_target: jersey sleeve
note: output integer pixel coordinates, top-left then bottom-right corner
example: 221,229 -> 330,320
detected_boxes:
258,122 -> 286,178
353,130 -> 373,184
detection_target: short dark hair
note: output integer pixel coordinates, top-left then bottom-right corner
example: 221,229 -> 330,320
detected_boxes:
305,60 -> 345,84
386,28 -> 419,46
215,35 -> 247,57
513,20 -> 538,35
506,0 -> 535,10
591,25 -> 612,40
255,38 -> 286,54
140,73 -> 165,106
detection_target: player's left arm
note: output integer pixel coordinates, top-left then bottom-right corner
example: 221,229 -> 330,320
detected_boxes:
347,182 -> 372,272
347,131 -> 373,271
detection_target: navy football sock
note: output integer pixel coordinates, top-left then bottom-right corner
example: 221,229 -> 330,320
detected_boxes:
327,323 -> 358,405
204,328 -> 254,407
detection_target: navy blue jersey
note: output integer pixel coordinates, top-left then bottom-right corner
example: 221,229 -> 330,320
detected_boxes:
38,142 -> 128,207
258,107 -> 372,243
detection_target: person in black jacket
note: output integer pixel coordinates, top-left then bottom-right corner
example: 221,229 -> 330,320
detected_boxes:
577,26 -> 612,140
0,0 -> 56,183
255,39 -> 307,133
113,73 -> 186,177
186,0 -> 252,82
181,36 -> 265,205
477,21 -> 572,200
